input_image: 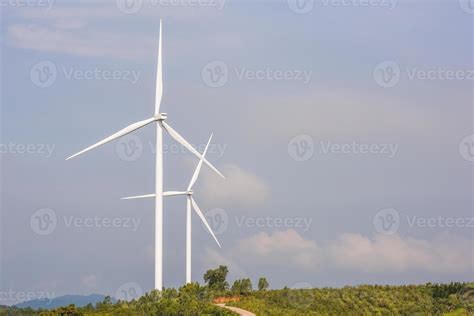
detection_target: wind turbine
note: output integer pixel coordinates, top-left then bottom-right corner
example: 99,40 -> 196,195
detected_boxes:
121,134 -> 221,284
66,20 -> 224,290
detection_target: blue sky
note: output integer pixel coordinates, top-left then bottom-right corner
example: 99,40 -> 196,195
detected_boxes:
1,0 -> 473,305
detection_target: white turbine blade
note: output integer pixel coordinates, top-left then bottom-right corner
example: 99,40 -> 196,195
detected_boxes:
164,191 -> 188,197
190,197 -> 221,248
187,134 -> 213,191
66,117 -> 155,160
121,194 -> 155,200
161,121 -> 224,179
155,19 -> 163,115
121,191 -> 187,200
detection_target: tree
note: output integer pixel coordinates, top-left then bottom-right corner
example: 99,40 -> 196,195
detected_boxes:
204,265 -> 229,291
258,277 -> 269,291
232,278 -> 253,295
84,303 -> 94,311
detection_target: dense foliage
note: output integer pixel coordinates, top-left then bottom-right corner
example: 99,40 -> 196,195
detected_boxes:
231,279 -> 253,296
1,265 -> 472,316
228,282 -> 474,315
0,283 -> 236,316
258,278 -> 269,291
204,265 -> 230,292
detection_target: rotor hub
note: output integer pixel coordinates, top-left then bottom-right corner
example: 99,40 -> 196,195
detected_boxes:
187,190 -> 194,196
154,113 -> 168,121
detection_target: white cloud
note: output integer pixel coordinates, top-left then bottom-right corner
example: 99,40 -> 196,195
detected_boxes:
202,247 -> 246,278
210,229 -> 473,276
5,5 -> 151,59
328,233 -> 473,274
199,163 -> 270,211
7,24 -> 153,60
6,4 -> 243,60
234,229 -> 322,270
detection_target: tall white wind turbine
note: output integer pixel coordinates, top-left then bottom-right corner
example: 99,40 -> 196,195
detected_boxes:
121,134 -> 221,284
66,20 -> 224,290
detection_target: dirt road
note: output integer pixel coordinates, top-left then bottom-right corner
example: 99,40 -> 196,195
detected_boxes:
215,303 -> 256,316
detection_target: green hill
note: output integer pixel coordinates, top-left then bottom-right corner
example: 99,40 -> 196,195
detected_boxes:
1,265 -> 472,315
228,282 -> 474,315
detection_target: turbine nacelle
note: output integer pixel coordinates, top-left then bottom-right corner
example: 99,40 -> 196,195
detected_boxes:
154,113 -> 168,121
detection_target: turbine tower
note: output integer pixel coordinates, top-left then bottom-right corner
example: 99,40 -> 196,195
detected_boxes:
66,20 -> 224,290
122,134 -> 221,284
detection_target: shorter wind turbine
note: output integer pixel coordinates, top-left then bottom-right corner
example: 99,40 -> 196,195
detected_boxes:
122,134 -> 221,284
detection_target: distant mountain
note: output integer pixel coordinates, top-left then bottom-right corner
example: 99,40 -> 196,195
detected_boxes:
15,294 -> 113,310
